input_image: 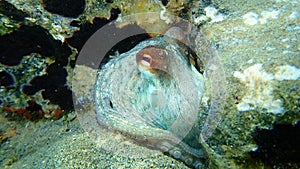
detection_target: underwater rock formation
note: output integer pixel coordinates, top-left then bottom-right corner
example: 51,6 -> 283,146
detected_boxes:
1,0 -> 299,168
0,25 -> 73,112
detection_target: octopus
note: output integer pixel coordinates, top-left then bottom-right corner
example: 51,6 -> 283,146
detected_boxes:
72,14 -> 226,169
93,21 -> 226,168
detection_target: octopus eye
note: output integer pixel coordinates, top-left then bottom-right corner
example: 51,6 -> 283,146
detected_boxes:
140,54 -> 152,67
143,56 -> 151,63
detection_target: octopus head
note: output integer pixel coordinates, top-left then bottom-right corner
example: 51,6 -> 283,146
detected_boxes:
136,47 -> 170,78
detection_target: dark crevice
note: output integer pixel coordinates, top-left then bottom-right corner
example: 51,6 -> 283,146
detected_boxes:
0,0 -> 28,21
22,62 -> 73,111
161,0 -> 169,6
250,122 -> 300,165
0,25 -> 71,66
0,70 -> 15,87
41,85 -> 73,111
67,8 -> 151,69
66,8 -> 121,52
42,0 -> 85,18
105,0 -> 114,3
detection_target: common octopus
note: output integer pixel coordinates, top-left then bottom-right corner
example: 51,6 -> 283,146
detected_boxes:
93,18 -> 226,167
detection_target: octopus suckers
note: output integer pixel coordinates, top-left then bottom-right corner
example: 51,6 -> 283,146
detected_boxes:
184,157 -> 193,165
170,149 -> 182,159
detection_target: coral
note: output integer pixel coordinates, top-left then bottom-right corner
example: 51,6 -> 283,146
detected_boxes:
2,99 -> 44,121
234,63 -> 283,114
2,99 -> 65,120
84,0 -> 190,35
234,63 -> 300,114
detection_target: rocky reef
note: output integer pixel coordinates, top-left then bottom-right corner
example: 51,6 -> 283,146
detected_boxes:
0,0 -> 299,168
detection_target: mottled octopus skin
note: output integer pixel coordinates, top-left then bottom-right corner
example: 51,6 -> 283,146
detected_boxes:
95,26 -> 225,168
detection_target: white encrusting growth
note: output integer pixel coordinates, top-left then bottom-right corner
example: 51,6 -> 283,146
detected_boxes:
234,63 -> 300,114
274,65 -> 300,81
234,64 -> 281,113
243,9 -> 281,25
194,6 -> 225,24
